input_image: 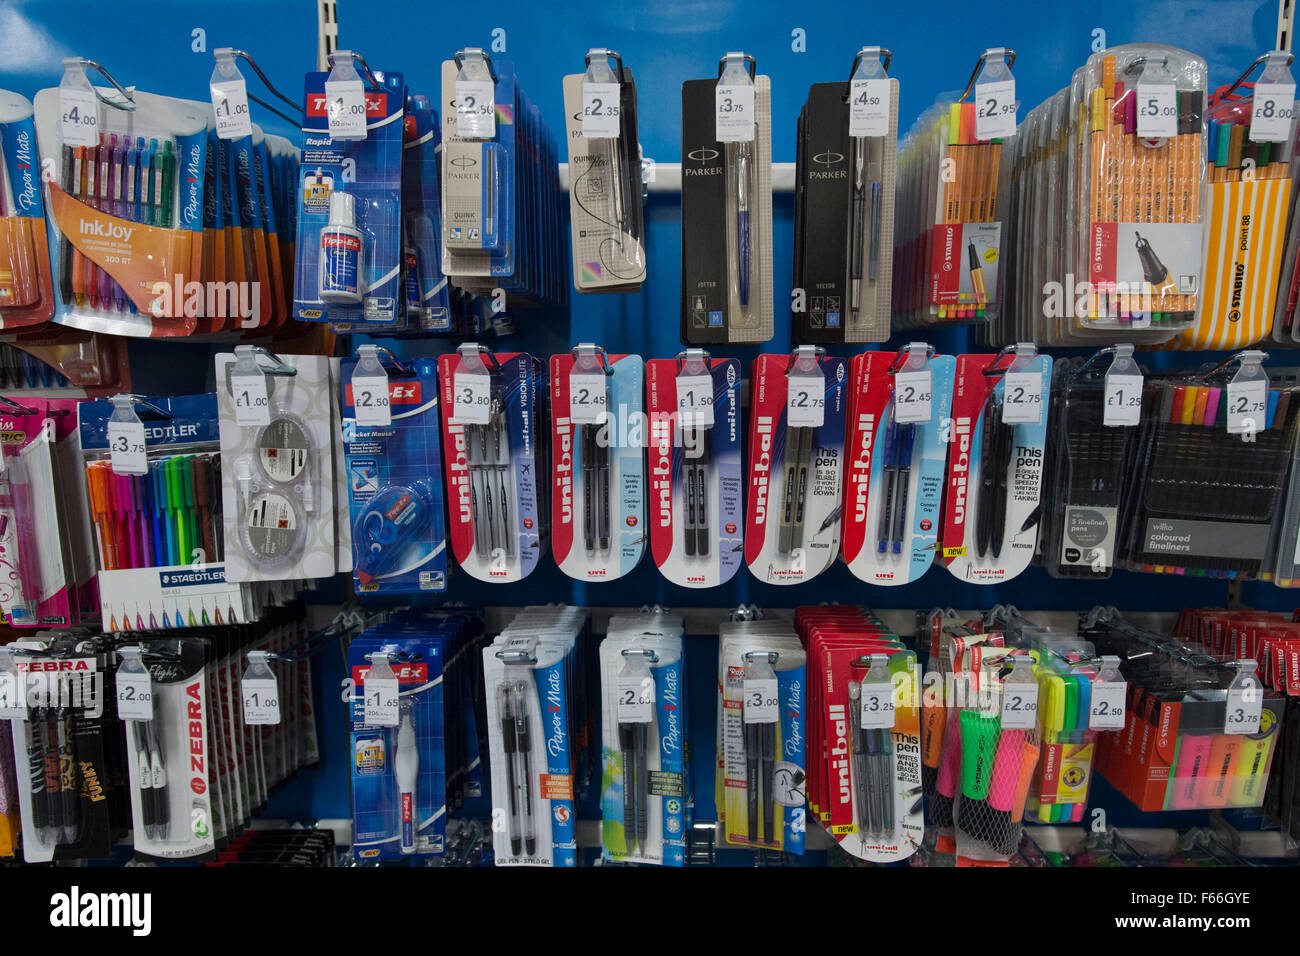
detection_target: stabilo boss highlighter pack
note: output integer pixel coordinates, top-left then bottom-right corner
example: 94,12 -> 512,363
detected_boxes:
842,347 -> 956,585
438,346 -> 549,583
940,349 -> 1052,583
744,348 -> 848,584
646,351 -> 743,587
550,346 -> 646,580
35,59 -> 208,336
0,90 -> 54,329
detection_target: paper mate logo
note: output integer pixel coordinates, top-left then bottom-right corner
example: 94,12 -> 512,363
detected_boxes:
785,679 -> 803,758
546,668 -> 566,757
307,92 -> 389,118
183,144 -> 203,227
660,667 -> 681,756
159,567 -> 228,587
13,129 -> 39,213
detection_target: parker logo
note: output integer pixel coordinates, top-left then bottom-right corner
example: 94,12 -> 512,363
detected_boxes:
449,156 -> 478,168
813,150 -> 844,165
686,147 -> 720,163
49,886 -> 151,936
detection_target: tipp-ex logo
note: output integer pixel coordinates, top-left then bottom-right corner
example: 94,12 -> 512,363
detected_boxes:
306,92 -> 388,118
344,382 -> 423,407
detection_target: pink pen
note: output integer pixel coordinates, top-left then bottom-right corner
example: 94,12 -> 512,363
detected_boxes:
1203,387 -> 1222,428
114,473 -> 139,569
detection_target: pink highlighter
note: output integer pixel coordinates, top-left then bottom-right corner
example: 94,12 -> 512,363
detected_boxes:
1168,729 -> 1214,810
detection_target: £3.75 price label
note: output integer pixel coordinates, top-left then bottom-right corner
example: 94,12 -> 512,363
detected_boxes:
108,420 -> 148,476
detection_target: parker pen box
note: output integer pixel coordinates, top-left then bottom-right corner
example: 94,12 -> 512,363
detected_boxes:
0,90 -> 55,329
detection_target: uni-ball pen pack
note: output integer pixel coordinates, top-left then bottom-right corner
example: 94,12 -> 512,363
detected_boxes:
743,348 -> 847,585
438,345 -> 549,583
34,58 -> 208,336
940,349 -> 1052,583
645,350 -> 743,588
293,56 -> 404,328
563,50 -> 645,293
550,345 -> 646,581
841,347 -> 955,586
680,52 -> 773,345
0,90 -> 54,329
399,93 -> 450,332
341,349 -> 446,596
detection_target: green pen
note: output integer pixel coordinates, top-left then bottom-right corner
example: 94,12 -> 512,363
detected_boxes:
160,140 -> 175,228
167,458 -> 189,562
180,455 -> 200,558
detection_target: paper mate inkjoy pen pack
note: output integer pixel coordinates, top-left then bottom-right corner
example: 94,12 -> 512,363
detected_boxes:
293,53 -> 403,329
645,349 -> 743,588
341,347 -> 446,595
841,346 -> 956,586
0,90 -> 54,329
401,94 -> 449,332
744,347 -> 847,585
550,345 -> 645,582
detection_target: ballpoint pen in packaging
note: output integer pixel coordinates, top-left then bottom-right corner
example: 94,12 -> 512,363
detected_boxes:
399,93 -> 450,332
0,90 -> 54,329
550,345 -> 645,580
646,350 -> 742,587
744,347 -> 847,584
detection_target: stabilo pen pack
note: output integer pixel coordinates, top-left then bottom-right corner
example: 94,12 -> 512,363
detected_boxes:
35,60 -> 208,336
842,349 -> 955,585
744,348 -> 848,584
0,91 -> 54,329
646,351 -> 743,587
341,350 -> 447,595
550,347 -> 646,581
940,350 -> 1052,583
400,94 -> 450,332
439,346 -> 549,582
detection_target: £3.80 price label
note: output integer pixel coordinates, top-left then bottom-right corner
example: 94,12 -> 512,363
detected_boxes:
452,371 -> 492,424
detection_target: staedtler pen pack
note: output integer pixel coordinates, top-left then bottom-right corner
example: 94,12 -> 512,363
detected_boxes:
400,94 -> 449,332
550,346 -> 645,581
341,350 -> 446,595
940,350 -> 1052,583
0,90 -> 54,329
34,60 -> 208,336
744,348 -> 847,584
646,350 -> 743,587
842,348 -> 955,585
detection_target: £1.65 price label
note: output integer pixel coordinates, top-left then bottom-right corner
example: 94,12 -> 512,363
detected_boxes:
363,675 -> 400,727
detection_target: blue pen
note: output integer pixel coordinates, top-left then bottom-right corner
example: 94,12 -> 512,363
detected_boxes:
153,462 -> 176,564
1266,389 -> 1279,430
891,424 -> 917,554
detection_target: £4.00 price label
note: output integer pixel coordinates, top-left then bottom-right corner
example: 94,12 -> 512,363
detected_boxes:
859,684 -> 895,729
1227,379 -> 1267,436
1089,681 -> 1127,730
616,675 -> 655,723
676,374 -> 715,428
59,87 -> 99,148
453,371 -> 492,424
353,375 -> 392,427
108,420 -> 148,476
116,671 -> 154,721
363,675 -> 400,727
231,373 -> 271,426
1001,681 -> 1039,730
974,78 -> 1016,140
1251,82 -> 1296,142
742,677 -> 779,724
893,369 -> 932,423
1002,370 -> 1043,424
242,677 -> 281,726
581,81 -> 621,138
1136,80 -> 1178,138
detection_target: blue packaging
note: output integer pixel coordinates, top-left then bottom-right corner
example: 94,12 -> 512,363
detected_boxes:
401,94 -> 449,332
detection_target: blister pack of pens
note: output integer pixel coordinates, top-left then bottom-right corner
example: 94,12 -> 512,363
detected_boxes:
792,47 -> 897,344
550,345 -> 645,581
441,49 -> 565,308
0,91 -> 54,329
797,606 -> 921,863
439,345 -> 549,583
34,58 -> 208,336
483,606 -> 588,866
894,48 -> 1018,331
744,348 -> 847,585
680,52 -> 774,345
646,350 -> 743,588
841,346 -> 955,586
939,348 -> 1051,584
341,348 -> 446,596
563,50 -> 646,293
599,613 -> 687,866
398,94 -> 450,332
716,620 -> 806,853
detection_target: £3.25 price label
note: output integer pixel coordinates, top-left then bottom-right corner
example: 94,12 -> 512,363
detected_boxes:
859,684 -> 895,729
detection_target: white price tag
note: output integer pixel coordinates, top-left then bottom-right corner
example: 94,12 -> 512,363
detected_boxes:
715,83 -> 755,142
893,369 -> 933,424
456,79 -> 496,138
1103,375 -> 1143,426
0,665 -> 26,720
568,371 -> 607,424
974,79 -> 1017,140
59,87 -> 98,148
1227,379 -> 1268,435
353,375 -> 392,427
1224,681 -> 1263,735
1001,681 -> 1039,730
452,370 -> 492,424
363,675 -> 400,727
1089,681 -> 1127,730
1251,82 -> 1296,142
242,676 -> 281,725
1136,81 -> 1178,138
107,420 -> 148,476
1001,371 -> 1043,424
231,373 -> 271,426
786,377 -> 825,428
211,78 -> 253,140
676,374 -> 715,429
616,674 -> 655,723
848,78 -> 891,138
859,684 -> 895,729
115,671 -> 154,721
581,81 -> 621,138
742,677 -> 779,724
325,78 -> 368,139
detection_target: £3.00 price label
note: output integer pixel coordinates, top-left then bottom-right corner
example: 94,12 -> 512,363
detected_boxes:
742,677 -> 779,724
893,369 -> 932,423
1227,379 -> 1267,436
452,371 -> 492,424
363,675 -> 400,727
116,671 -> 154,721
859,684 -> 895,729
581,81 -> 621,138
1002,370 -> 1043,424
616,675 -> 655,723
1136,80 -> 1178,138
1251,82 -> 1297,142
676,374 -> 715,428
242,677 -> 281,726
108,420 -> 148,476
232,373 -> 271,426
1089,681 -> 1127,730
352,375 -> 392,427
974,78 -> 1016,140
1001,681 -> 1039,730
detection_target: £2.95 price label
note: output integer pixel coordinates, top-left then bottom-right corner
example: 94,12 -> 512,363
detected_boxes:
974,78 -> 1016,140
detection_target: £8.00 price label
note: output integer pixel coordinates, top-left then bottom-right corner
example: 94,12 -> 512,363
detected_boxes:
676,374 -> 715,428
1002,370 -> 1043,424
453,371 -> 492,424
581,81 -> 621,138
617,675 -> 655,723
893,369 -> 932,423
974,78 -> 1016,140
1001,681 -> 1039,730
1251,82 -> 1297,142
107,420 -> 149,476
363,675 -> 400,727
232,373 -> 271,426
352,375 -> 392,427
742,677 -> 779,724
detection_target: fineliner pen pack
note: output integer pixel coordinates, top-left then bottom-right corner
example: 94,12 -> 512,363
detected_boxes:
34,63 -> 208,337
400,94 -> 450,332
0,90 -> 54,329
645,351 -> 742,587
716,622 -> 806,853
744,349 -> 847,585
939,351 -> 1052,583
550,347 -> 645,581
681,54 -> 774,345
216,350 -> 337,583
841,349 -> 955,585
562,51 -> 646,293
293,66 -> 404,328
341,353 -> 446,595
438,346 -> 548,583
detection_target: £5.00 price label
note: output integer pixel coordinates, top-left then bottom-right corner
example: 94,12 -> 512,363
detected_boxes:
1136,81 -> 1178,138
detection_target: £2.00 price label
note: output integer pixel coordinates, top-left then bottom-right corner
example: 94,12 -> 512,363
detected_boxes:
616,675 -> 655,723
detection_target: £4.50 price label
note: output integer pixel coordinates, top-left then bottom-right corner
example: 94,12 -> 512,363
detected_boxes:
848,77 -> 890,138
